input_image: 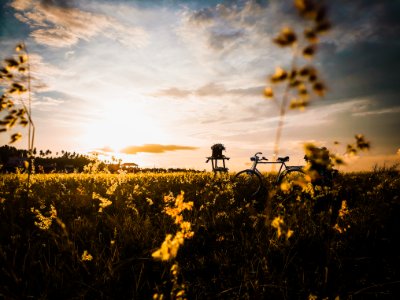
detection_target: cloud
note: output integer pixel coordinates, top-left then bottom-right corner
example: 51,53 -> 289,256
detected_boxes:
153,82 -> 264,99
327,1 -> 400,50
120,144 -> 198,155
92,146 -> 115,154
10,0 -> 148,47
26,53 -> 72,92
340,153 -> 400,172
32,96 -> 64,110
208,29 -> 245,50
352,106 -> 400,117
195,83 -> 225,97
176,1 -> 287,74
154,87 -> 192,98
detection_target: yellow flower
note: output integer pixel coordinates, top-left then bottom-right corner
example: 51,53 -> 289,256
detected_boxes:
81,250 -> 93,261
152,192 -> 194,261
92,192 -> 112,213
271,216 -> 284,237
30,205 -> 57,230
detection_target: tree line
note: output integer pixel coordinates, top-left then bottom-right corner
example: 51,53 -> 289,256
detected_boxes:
0,145 -> 203,174
0,145 -> 97,173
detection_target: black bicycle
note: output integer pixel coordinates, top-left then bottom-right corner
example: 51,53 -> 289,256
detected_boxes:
234,152 -> 305,199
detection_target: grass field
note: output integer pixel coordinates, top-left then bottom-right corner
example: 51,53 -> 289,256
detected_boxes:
1,169 -> 400,299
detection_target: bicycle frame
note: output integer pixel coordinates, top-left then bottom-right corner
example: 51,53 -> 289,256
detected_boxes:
248,153 -> 303,184
234,152 -> 305,200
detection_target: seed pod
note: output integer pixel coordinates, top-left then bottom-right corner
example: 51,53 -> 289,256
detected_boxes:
303,45 -> 316,58
290,98 -> 308,110
289,79 -> 302,87
5,58 -> 19,68
304,28 -> 318,43
315,21 -> 331,33
270,67 -> 288,82
10,132 -> 22,144
313,82 -> 326,96
16,44 -> 24,52
264,87 -> 274,98
299,66 -> 310,76
298,84 -> 308,95
273,27 -> 297,47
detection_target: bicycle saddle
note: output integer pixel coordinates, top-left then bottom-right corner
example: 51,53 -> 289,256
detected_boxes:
277,156 -> 289,162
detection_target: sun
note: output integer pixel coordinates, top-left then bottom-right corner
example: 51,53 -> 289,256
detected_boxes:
79,99 -> 166,154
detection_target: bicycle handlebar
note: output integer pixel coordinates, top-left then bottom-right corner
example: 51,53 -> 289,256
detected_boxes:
251,152 -> 268,162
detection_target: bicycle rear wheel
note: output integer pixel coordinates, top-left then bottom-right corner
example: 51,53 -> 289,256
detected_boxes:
234,169 -> 263,200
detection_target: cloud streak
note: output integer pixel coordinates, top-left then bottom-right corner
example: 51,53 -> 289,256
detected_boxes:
352,106 -> 400,117
120,144 -> 198,155
10,0 -> 148,47
154,83 -> 264,99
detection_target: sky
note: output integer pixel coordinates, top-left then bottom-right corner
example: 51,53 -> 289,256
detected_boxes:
1,0 -> 400,171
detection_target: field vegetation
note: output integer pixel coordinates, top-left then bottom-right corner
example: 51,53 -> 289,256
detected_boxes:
1,1 -> 400,298
1,169 -> 399,299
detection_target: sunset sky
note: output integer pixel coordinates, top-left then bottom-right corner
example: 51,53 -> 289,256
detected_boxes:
1,0 -> 399,171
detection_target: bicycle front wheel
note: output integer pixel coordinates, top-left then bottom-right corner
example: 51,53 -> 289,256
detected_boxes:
234,169 -> 263,201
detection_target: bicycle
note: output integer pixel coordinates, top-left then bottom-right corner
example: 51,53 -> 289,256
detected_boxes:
234,152 -> 305,200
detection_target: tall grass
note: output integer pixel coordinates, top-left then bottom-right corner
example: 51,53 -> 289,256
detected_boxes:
1,170 -> 399,299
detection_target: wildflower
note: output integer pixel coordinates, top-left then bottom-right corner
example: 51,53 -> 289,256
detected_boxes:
81,250 -> 93,261
216,236 -> 225,242
308,294 -> 318,300
171,263 -> 179,276
355,134 -> 370,151
152,234 -> 177,261
280,181 -> 291,192
271,216 -> 284,237
338,200 -> 349,218
152,192 -> 194,261
31,205 -> 57,230
92,192 -> 112,213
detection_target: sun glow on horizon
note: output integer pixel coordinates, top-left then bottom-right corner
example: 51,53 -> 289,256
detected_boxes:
79,98 -> 167,153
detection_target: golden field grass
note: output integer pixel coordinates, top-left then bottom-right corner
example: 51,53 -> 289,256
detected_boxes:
1,169 -> 400,299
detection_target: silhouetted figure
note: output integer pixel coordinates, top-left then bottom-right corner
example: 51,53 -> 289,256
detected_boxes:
206,144 -> 230,173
